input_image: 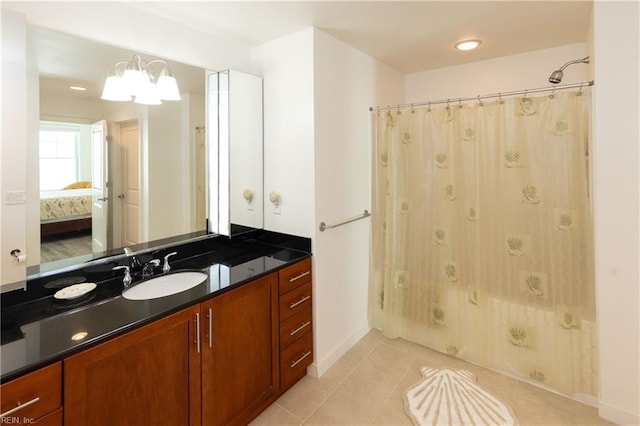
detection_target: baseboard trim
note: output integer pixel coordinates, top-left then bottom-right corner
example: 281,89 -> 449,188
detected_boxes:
599,402 -> 640,425
307,321 -> 371,379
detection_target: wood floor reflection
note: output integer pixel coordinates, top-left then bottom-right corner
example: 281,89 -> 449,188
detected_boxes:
41,233 -> 92,263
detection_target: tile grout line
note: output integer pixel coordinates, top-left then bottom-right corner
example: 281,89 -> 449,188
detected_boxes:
298,337 -> 385,425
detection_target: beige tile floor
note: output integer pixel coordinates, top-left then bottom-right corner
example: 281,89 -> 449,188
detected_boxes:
251,329 -> 615,426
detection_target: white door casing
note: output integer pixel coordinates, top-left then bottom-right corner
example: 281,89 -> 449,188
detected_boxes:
91,120 -> 108,253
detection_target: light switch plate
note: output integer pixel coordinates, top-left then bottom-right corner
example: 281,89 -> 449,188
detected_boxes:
5,191 -> 26,205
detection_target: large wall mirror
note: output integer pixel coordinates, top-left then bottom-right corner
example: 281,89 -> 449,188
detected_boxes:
26,27 -> 263,277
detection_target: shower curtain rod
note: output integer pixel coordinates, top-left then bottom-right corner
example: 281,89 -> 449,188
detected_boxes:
369,80 -> 594,112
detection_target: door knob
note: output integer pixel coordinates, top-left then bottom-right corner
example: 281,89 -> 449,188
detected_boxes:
117,194 -> 125,199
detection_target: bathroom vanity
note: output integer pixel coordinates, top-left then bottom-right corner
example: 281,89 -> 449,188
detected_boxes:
0,231 -> 313,425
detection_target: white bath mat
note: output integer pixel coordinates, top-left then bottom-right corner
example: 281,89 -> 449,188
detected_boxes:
404,367 -> 519,426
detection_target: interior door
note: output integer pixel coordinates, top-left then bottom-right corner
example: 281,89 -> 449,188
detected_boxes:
120,120 -> 140,246
91,120 -> 108,253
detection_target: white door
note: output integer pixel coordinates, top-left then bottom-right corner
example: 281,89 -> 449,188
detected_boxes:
121,121 -> 140,246
91,120 -> 108,253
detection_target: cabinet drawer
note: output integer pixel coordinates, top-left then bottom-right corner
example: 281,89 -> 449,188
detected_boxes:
280,331 -> 313,390
280,307 -> 312,349
34,409 -> 63,426
1,362 -> 62,423
278,258 -> 312,295
279,282 -> 312,322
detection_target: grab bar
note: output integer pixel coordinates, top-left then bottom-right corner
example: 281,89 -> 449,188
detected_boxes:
319,210 -> 371,232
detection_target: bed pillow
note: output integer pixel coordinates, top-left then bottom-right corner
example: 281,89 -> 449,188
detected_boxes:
63,181 -> 91,190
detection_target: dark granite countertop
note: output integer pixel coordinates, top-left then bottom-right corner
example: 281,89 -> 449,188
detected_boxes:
0,231 -> 311,383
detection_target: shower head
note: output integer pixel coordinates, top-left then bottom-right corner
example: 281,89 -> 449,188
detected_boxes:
548,56 -> 590,84
548,69 -> 564,84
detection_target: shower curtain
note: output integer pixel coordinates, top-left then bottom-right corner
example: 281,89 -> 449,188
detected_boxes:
369,89 -> 597,397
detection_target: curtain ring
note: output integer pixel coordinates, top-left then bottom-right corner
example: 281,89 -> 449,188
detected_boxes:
577,83 -> 584,96
477,95 -> 483,106
523,89 -> 528,99
498,93 -> 504,104
397,105 -> 401,114
427,101 -> 431,112
410,103 -> 415,113
549,87 -> 555,99
458,98 -> 463,109
446,99 -> 451,110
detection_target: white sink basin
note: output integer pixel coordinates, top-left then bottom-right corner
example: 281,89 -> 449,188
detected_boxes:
122,271 -> 207,300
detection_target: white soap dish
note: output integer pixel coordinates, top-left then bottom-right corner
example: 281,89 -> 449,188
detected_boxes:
54,283 -> 97,300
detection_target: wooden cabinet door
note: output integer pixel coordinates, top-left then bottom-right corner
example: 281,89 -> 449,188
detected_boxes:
64,305 -> 201,426
201,273 -> 279,426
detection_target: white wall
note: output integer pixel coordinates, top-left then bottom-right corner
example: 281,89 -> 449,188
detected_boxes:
146,101 -> 190,241
252,29 -> 316,238
252,27 -> 404,376
593,2 -> 640,424
182,92 -> 206,231
1,10 -> 28,288
228,71 -> 264,230
406,43 -> 588,102
311,29 -> 404,375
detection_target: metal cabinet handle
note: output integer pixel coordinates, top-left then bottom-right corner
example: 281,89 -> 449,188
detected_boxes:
289,270 -> 310,283
289,295 -> 311,309
97,197 -> 109,202
290,351 -> 312,368
289,321 -> 311,336
195,313 -> 201,354
206,308 -> 212,348
1,397 -> 40,417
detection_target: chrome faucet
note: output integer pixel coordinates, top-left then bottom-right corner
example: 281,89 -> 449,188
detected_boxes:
113,265 -> 132,288
142,259 -> 161,279
124,247 -> 142,270
163,252 -> 177,273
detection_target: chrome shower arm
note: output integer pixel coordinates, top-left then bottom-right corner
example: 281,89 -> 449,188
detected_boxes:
558,56 -> 590,71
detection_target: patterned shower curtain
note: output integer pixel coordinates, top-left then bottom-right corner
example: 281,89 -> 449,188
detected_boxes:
369,89 -> 597,397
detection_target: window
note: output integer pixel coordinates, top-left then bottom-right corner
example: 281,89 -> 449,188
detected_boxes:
39,122 -> 80,190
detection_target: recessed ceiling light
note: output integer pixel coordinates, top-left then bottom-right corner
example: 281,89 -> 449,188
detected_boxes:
69,86 -> 87,91
455,40 -> 482,51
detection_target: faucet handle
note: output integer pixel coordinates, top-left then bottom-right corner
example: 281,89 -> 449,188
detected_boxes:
113,265 -> 132,288
163,252 -> 178,273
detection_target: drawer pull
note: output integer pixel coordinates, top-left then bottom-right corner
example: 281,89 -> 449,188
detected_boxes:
289,270 -> 310,283
290,351 -> 312,368
207,308 -> 213,348
289,321 -> 311,336
1,397 -> 40,417
195,313 -> 201,354
289,295 -> 311,309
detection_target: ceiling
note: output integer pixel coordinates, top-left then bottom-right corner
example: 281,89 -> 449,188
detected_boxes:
31,1 -> 593,101
130,1 -> 593,74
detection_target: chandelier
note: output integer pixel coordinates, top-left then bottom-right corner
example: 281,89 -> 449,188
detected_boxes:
101,54 -> 181,105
